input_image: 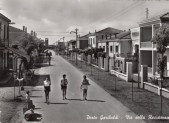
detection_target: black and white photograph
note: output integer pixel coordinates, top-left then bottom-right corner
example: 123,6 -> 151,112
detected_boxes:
1,0 -> 169,123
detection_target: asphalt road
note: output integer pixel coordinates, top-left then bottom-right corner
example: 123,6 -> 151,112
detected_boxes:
23,51 -> 146,123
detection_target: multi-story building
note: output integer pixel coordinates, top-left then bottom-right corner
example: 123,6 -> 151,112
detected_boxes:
139,12 -> 169,77
96,27 -> 123,71
0,13 -> 11,79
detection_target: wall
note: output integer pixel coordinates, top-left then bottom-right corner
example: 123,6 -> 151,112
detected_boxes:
141,51 -> 152,67
80,40 -> 88,49
121,41 -> 132,55
141,26 -> 152,42
89,35 -> 96,48
109,42 -> 114,57
166,49 -> 169,76
98,42 -> 106,52
0,17 -> 9,41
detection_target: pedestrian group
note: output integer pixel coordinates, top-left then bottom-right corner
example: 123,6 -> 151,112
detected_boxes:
43,74 -> 91,104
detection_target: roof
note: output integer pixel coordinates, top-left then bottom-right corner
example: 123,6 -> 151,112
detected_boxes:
78,34 -> 89,40
0,13 -> 11,22
116,31 -> 131,39
96,27 -> 123,34
9,26 -> 23,32
88,27 -> 123,36
9,26 -> 26,45
68,40 -> 76,43
139,12 -> 169,25
98,31 -> 131,43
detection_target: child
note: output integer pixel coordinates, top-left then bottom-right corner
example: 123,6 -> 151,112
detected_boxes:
61,74 -> 68,100
25,91 -> 35,110
25,91 -> 30,108
80,75 -> 90,100
44,77 -> 51,104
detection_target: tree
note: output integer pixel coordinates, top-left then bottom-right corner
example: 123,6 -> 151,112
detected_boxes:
152,24 -> 169,80
152,23 -> 169,114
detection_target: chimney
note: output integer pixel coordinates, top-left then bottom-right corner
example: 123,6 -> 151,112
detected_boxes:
95,30 -> 97,33
23,26 -> 25,31
25,27 -> 27,33
89,31 -> 91,34
34,32 -> 36,37
31,30 -> 33,36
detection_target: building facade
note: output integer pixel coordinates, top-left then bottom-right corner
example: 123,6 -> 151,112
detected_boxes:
0,13 -> 11,79
139,13 -> 169,77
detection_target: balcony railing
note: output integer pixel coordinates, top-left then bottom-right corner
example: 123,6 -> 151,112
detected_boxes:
140,42 -> 152,48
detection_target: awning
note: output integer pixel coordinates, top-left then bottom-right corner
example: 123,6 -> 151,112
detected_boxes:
8,47 -> 30,62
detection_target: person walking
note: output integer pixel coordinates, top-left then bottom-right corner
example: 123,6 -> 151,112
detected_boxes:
80,75 -> 90,101
44,77 -> 51,104
61,74 -> 68,100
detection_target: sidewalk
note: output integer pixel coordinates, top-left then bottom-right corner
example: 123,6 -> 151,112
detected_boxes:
63,55 -> 169,123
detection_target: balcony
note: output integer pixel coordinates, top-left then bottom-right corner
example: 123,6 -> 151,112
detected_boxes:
140,42 -> 152,48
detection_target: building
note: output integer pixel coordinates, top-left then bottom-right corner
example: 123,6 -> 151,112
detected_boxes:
77,34 -> 89,50
0,13 -> 11,79
68,40 -> 76,51
89,27 -> 122,50
139,12 -> 169,77
96,27 -> 123,71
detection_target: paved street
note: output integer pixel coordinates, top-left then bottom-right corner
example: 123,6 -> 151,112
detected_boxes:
23,51 -> 145,123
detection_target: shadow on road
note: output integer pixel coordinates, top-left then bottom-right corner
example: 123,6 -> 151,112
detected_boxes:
34,108 -> 41,110
87,99 -> 105,102
49,102 -> 68,104
67,98 -> 82,101
67,98 -> 105,102
32,89 -> 43,92
30,95 -> 43,98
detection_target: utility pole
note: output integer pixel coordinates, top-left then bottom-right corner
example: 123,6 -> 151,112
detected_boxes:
70,28 -> 78,65
146,8 -> 149,19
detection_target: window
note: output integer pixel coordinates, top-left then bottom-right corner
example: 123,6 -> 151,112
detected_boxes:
106,35 -> 107,39
4,25 -> 6,40
102,35 -> 104,40
93,38 -> 95,44
91,38 -> 92,45
115,46 -> 119,53
103,46 -> 105,51
110,46 -> 113,53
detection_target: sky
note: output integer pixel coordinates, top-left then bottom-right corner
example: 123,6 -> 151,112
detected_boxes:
1,0 -> 169,44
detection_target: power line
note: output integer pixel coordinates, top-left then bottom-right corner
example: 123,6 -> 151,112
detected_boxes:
87,1 -> 143,29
